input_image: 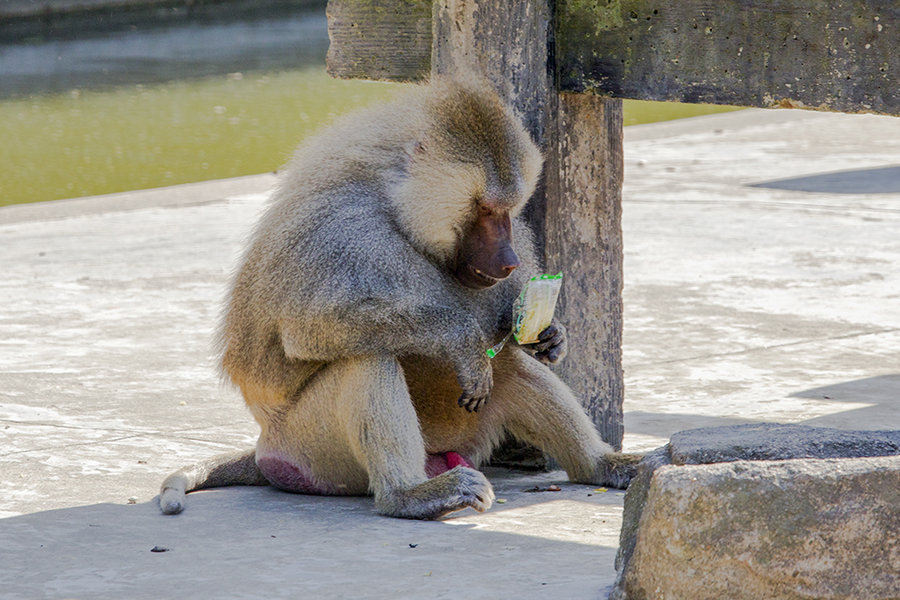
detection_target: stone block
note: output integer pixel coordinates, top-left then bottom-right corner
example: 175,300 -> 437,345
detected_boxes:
667,423 -> 900,465
612,424 -> 900,600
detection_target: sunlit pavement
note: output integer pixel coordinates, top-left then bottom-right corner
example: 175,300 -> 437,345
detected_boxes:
1,108 -> 898,599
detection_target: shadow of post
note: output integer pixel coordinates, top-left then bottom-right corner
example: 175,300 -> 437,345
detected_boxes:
789,374 -> 900,429
748,165 -> 900,194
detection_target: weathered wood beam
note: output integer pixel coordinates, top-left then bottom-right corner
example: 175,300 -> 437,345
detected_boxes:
558,0 -> 899,115
326,0 -> 432,81
327,0 -> 899,116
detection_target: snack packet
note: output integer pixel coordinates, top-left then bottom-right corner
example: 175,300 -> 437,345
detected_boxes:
486,273 -> 563,358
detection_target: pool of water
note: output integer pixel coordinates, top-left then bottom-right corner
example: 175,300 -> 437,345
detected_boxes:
1,1 -> 408,205
0,0 -> 330,98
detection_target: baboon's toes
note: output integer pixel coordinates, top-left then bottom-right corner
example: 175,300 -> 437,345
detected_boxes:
599,452 -> 642,489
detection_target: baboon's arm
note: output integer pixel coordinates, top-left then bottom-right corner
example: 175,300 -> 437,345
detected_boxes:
280,297 -> 493,403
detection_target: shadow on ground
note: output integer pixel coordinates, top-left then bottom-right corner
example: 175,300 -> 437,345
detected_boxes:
0,469 -> 624,600
624,411 -> 753,442
789,374 -> 900,429
749,165 -> 900,194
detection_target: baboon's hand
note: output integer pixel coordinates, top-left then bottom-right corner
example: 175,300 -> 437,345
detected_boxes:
528,319 -> 568,365
456,357 -> 493,413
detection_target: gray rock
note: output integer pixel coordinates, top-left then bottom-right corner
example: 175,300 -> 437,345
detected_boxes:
619,456 -> 900,600
614,446 -> 670,577
612,424 -> 900,600
669,423 -> 900,465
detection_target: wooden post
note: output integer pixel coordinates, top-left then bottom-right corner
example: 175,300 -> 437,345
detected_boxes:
431,0 -> 625,450
549,94 -> 624,449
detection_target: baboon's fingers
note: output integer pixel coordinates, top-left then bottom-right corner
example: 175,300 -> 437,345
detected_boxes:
529,322 -> 567,364
535,322 -> 560,344
457,392 -> 488,412
534,345 -> 564,365
456,363 -> 493,412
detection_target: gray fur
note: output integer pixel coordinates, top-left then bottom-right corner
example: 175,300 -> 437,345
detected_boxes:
160,449 -> 267,515
159,78 -> 637,519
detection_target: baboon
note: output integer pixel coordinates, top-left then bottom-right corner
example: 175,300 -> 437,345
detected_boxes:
160,77 -> 638,520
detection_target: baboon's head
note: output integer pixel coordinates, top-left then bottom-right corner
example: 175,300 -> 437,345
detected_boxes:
393,78 -> 543,289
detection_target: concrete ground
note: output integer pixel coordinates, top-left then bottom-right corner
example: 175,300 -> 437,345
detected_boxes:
1,108 -> 898,599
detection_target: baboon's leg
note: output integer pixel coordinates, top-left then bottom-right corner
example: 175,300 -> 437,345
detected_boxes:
346,355 -> 494,519
159,449 -> 268,514
258,355 -> 494,519
491,351 -> 639,488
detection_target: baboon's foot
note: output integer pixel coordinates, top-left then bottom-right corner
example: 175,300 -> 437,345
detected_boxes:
376,466 -> 494,520
574,452 -> 642,490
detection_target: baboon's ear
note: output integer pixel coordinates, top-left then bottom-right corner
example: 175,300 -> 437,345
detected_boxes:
405,140 -> 427,157
404,140 -> 427,169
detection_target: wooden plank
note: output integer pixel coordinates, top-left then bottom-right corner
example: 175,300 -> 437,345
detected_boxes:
433,0 -> 625,451
558,0 -> 900,115
545,93 -> 625,450
327,1 -> 899,115
325,0 -> 432,81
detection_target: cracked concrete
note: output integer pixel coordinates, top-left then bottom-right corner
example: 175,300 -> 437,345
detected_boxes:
1,108 -> 899,599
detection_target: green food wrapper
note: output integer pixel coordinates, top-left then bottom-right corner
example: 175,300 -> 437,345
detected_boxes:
486,273 -> 563,358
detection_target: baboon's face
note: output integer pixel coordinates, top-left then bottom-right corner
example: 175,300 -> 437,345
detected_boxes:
453,203 -> 519,289
392,81 -> 543,280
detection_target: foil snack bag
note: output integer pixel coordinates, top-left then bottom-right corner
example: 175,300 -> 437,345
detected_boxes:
486,273 -> 563,358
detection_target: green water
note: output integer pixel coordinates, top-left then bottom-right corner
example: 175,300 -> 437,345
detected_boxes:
1,70 -> 740,207
622,99 -> 742,127
1,68 -> 400,206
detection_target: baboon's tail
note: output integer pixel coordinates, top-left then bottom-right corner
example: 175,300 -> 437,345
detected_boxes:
159,449 -> 268,515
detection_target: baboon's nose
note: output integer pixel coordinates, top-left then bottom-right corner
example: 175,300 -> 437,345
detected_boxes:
499,249 -> 520,276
